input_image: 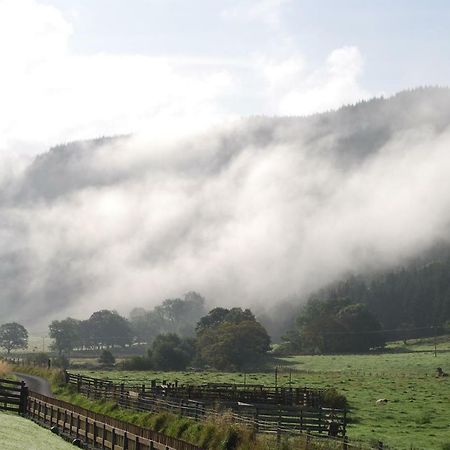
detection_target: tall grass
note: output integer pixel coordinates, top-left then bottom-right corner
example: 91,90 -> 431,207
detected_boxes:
0,360 -> 12,377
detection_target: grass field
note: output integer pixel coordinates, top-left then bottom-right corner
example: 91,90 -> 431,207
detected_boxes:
0,412 -> 74,450
76,336 -> 450,450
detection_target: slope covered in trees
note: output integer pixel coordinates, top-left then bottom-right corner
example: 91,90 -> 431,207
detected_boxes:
2,87 -> 450,327
281,254 -> 450,353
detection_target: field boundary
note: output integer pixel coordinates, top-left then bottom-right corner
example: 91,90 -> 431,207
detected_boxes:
66,372 -> 347,438
0,377 -> 28,414
28,391 -> 203,450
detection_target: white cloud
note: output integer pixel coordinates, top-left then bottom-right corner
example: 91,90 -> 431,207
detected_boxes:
0,0 -> 235,155
262,46 -> 370,116
0,0 -> 371,159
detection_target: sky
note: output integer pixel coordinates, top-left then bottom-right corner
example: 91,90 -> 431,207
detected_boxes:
1,0 -> 449,158
1,0 -> 450,328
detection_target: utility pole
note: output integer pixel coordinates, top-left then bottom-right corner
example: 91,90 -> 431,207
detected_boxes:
433,326 -> 437,358
274,366 -> 278,388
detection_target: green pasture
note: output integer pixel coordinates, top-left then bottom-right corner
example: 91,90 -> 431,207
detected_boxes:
77,337 -> 450,450
0,412 -> 73,450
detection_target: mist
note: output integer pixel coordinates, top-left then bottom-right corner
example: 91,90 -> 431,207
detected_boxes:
2,88 -> 450,329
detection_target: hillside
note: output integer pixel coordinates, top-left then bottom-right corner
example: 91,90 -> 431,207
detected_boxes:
2,87 -> 450,326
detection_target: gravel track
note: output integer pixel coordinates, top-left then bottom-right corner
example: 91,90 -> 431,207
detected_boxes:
14,372 -> 54,398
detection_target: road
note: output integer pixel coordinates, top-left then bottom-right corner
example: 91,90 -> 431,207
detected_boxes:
14,372 -> 54,398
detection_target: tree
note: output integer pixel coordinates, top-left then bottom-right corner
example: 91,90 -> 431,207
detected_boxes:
49,318 -> 81,355
196,307 -> 256,334
197,320 -> 270,370
154,292 -> 207,336
291,298 -> 384,354
151,333 -> 195,370
86,310 -> 132,348
335,303 -> 384,352
98,350 -> 116,366
0,322 -> 28,354
129,292 -> 207,343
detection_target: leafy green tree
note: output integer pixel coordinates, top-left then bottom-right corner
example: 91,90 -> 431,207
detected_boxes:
335,303 -> 384,352
49,318 -> 81,355
151,333 -> 195,370
86,310 -> 132,348
98,350 -> 116,366
0,322 -> 28,354
195,307 -> 255,334
197,319 -> 270,370
292,298 -> 384,353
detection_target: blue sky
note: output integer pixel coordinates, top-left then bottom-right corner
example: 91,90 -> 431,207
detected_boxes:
47,0 -> 450,91
0,0 -> 449,155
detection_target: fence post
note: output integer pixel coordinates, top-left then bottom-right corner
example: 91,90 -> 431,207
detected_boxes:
343,436 -> 349,450
102,422 -> 106,449
19,382 -> 28,415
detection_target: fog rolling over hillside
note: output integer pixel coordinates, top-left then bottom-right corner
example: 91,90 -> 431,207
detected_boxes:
2,87 -> 450,328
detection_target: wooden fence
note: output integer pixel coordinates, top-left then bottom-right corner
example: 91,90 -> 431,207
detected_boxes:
66,372 -> 324,407
28,392 -> 203,450
0,378 -> 28,414
66,372 -> 346,437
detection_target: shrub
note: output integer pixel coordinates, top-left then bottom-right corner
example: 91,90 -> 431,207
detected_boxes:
322,388 -> 347,409
52,355 -> 69,369
98,350 -> 115,366
121,355 -> 153,370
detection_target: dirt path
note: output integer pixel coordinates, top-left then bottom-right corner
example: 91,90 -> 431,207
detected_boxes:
14,372 -> 54,398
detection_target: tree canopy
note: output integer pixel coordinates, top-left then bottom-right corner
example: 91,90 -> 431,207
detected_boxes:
196,307 -> 270,370
49,318 -> 81,355
0,322 -> 28,354
287,298 -> 384,354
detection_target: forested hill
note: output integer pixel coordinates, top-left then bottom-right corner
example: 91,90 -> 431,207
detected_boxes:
309,255 -> 450,331
7,86 -> 450,203
2,86 -> 450,326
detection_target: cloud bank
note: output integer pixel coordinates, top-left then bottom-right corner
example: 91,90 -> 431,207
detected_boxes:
2,89 -> 450,329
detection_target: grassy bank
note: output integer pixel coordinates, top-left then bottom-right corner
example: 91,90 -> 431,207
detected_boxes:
0,411 -> 74,450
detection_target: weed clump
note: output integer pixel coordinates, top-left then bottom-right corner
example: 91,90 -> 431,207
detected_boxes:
322,388 -> 348,409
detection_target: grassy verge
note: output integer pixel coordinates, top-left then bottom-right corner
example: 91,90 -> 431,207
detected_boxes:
0,411 -> 74,450
0,360 -> 13,378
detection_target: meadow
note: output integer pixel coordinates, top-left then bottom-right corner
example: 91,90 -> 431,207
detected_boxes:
76,337 -> 450,450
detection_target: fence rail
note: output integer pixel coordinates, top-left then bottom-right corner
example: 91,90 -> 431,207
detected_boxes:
28,392 -> 203,450
66,372 -> 346,437
66,372 -> 324,407
0,378 -> 28,414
